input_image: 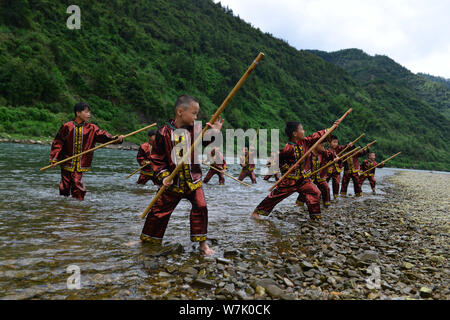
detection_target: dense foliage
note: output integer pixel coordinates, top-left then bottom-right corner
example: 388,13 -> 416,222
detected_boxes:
0,0 -> 449,170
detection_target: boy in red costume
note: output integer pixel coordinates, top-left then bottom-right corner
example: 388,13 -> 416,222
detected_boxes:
238,146 -> 257,183
136,130 -> 157,185
340,145 -> 370,197
202,147 -> 227,185
251,120 -> 341,220
49,102 -> 123,200
359,152 -> 385,193
140,95 -> 223,255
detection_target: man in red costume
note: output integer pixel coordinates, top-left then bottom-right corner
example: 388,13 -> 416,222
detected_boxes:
140,95 -> 223,255
359,152 -> 385,193
202,147 -> 227,185
49,102 -> 124,200
238,146 -> 257,183
340,145 -> 370,197
251,120 -> 341,220
136,130 -> 157,185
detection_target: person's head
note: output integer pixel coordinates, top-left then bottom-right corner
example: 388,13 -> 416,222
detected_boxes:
369,152 -> 376,161
74,102 -> 91,123
285,121 -> 304,141
330,135 -> 339,149
174,95 -> 199,127
148,130 -> 156,144
315,140 -> 326,153
243,146 -> 249,154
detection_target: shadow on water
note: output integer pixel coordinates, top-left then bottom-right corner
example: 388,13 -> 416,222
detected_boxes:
0,143 -> 399,299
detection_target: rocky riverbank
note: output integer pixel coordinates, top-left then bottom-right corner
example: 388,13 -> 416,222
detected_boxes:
90,170 -> 448,300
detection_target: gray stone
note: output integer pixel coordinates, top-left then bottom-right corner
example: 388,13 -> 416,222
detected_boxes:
192,278 -> 215,289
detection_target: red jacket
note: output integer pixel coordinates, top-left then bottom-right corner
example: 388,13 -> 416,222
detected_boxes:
137,142 -> 154,174
309,150 -> 335,182
327,143 -> 350,174
150,119 -> 215,193
279,129 -> 327,180
50,121 -> 119,172
360,159 -> 384,176
343,146 -> 369,174
206,150 -> 227,170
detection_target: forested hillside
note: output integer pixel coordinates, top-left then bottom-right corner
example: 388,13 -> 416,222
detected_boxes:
0,0 -> 448,170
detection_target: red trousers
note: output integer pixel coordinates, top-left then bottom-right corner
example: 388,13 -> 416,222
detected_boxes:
203,168 -> 225,184
238,169 -> 256,183
59,169 -> 86,200
263,173 -> 280,181
297,180 -> 330,207
341,172 -> 362,196
326,171 -> 341,198
359,174 -> 376,190
255,178 -> 321,218
140,187 -> 208,243
137,173 -> 157,185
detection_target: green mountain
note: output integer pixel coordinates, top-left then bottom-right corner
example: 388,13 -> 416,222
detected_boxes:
310,48 -> 450,119
0,0 -> 449,171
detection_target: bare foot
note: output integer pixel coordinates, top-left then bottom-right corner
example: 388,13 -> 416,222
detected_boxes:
199,241 -> 215,256
124,240 -> 142,247
251,211 -> 260,220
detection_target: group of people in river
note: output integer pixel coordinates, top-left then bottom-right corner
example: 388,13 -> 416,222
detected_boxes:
47,98 -> 385,255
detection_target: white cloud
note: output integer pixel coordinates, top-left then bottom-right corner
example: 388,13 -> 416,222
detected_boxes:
214,0 -> 450,78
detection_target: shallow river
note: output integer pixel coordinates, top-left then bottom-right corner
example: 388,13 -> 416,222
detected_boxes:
0,142 -> 397,299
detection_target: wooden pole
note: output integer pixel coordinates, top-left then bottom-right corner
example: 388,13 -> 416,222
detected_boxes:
308,146 -> 361,177
360,152 -> 401,175
40,123 -> 157,171
337,133 -> 365,156
202,163 -> 252,187
269,108 -> 353,192
141,52 -> 265,219
126,162 -> 150,179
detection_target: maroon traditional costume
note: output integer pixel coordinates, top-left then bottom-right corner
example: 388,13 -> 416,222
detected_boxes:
136,142 -> 157,185
326,143 -> 349,199
140,120 -> 215,244
238,151 -> 257,183
298,150 -> 334,207
203,150 -> 227,185
50,121 -> 120,200
340,146 -> 369,196
254,130 -> 326,219
359,159 -> 384,191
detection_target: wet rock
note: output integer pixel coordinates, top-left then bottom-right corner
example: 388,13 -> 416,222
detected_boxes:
283,277 -> 294,288
402,262 -> 414,270
419,287 -> 432,298
192,279 -> 215,289
356,250 -> 379,263
217,258 -> 232,265
179,266 -> 198,278
223,248 -> 239,258
300,261 -> 314,271
150,243 -> 184,257
265,284 -> 284,299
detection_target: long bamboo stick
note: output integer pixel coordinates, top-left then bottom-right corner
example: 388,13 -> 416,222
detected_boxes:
40,123 -> 157,171
269,108 -> 353,192
337,133 -> 365,156
141,52 -> 265,219
308,146 -> 361,178
360,152 -> 401,175
202,163 -> 252,187
126,162 -> 150,179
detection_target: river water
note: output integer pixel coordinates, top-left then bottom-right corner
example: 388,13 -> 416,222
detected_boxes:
0,142 -> 397,299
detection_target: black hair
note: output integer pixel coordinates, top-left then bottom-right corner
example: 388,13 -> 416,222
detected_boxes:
285,121 -> 301,139
74,102 -> 90,117
174,95 -> 199,113
148,130 -> 156,137
330,135 -> 338,141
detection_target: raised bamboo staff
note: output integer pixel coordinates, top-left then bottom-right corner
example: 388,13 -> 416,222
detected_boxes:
40,123 -> 157,171
269,108 -> 353,192
360,152 -> 401,175
339,139 -> 377,164
126,162 -> 150,179
202,163 -> 252,187
141,52 -> 265,219
339,146 -> 362,163
308,146 -> 361,178
337,133 -> 365,156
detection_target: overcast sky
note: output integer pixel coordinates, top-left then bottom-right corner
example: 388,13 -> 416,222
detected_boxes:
214,0 -> 450,79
